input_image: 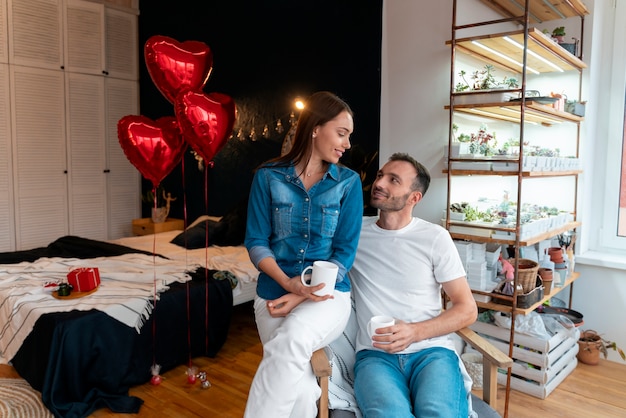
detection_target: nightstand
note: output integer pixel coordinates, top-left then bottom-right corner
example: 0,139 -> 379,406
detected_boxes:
132,218 -> 185,236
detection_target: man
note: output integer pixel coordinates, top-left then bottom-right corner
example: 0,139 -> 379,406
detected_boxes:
350,153 -> 477,417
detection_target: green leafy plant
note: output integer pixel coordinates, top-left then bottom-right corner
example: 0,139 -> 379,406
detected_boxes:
455,65 -> 518,92
579,330 -> 626,361
552,26 -> 566,37
455,123 -> 497,156
471,64 -> 498,90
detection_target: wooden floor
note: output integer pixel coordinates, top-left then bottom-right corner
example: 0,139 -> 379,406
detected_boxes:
2,301 -> 626,417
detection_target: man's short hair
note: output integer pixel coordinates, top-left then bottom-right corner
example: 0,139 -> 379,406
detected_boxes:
388,152 -> 431,196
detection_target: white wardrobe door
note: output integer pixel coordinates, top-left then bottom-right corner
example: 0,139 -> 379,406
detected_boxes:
7,0 -> 62,70
64,0 -> 104,75
11,66 -> 67,249
105,6 -> 137,81
66,72 -> 106,240
0,63 -> 13,251
0,0 -> 8,64
105,77 -> 139,239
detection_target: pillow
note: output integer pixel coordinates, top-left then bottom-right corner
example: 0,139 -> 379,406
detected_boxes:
170,219 -> 226,249
186,215 -> 222,230
170,199 -> 248,248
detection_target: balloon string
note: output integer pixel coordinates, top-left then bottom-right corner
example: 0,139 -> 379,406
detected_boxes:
181,156 -> 193,368
204,167 -> 210,354
152,185 -> 158,367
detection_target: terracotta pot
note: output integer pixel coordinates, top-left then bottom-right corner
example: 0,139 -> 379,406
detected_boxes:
542,278 -> 553,295
548,247 -> 564,263
577,331 -> 603,365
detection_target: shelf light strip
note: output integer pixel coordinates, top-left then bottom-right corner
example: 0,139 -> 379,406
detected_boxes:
499,106 -> 562,124
503,36 -> 565,73
471,41 -> 540,75
468,108 -> 536,124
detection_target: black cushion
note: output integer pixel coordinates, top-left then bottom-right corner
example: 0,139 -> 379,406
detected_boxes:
170,219 -> 225,249
170,198 -> 248,249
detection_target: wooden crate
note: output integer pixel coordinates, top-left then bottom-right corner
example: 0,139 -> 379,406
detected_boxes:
471,319 -> 580,398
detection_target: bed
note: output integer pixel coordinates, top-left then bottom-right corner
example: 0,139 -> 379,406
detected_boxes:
0,215 -> 259,418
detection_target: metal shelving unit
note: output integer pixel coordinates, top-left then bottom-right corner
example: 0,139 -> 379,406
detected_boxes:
445,1 -> 589,415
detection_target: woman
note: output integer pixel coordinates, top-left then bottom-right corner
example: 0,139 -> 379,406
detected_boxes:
244,91 -> 363,418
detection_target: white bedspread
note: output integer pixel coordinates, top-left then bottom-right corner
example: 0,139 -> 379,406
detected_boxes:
0,253 -> 195,364
110,230 -> 259,297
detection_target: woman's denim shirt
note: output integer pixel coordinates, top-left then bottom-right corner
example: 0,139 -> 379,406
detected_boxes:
245,162 -> 363,300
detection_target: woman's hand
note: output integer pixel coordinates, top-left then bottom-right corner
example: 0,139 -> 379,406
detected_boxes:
266,293 -> 306,317
285,274 -> 334,302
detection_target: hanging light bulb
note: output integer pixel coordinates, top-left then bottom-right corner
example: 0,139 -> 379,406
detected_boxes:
249,127 -> 257,141
289,111 -> 297,126
237,128 -> 246,141
262,124 -> 270,139
275,119 -> 284,134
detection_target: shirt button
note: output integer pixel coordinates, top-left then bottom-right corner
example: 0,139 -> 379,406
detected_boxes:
304,217 -> 308,222
305,197 -> 309,202
299,249 -> 304,253
304,234 -> 308,238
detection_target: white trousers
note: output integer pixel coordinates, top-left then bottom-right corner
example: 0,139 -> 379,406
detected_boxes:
244,290 -> 351,418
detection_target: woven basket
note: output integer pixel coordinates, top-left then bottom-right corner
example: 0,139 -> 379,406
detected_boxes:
508,258 -> 539,293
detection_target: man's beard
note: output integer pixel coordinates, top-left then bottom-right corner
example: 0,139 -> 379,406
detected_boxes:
370,191 -> 411,212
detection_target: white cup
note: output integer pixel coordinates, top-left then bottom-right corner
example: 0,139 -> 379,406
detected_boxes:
300,261 -> 338,296
368,315 -> 395,344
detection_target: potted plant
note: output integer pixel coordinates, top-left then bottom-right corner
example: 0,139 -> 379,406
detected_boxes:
142,186 -> 176,223
552,26 -> 566,43
577,330 -> 626,365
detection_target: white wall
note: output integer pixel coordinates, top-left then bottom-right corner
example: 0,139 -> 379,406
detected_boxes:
382,0 -> 626,363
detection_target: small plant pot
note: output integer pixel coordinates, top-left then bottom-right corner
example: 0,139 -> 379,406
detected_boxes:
151,207 -> 168,223
548,247 -> 564,262
538,268 -> 553,294
542,278 -> 553,295
577,331 -> 603,365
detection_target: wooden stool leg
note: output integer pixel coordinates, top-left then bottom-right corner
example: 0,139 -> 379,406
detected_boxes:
311,348 -> 331,418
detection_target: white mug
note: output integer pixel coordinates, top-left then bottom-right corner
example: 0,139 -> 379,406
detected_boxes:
300,261 -> 338,296
368,315 -> 395,344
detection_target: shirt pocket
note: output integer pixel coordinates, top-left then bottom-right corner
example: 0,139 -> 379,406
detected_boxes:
272,203 -> 293,238
321,205 -> 340,237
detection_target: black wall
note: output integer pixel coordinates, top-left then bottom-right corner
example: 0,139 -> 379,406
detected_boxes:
138,0 -> 382,221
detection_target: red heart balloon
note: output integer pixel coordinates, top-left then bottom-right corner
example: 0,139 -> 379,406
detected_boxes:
175,91 -> 236,163
144,35 -> 213,104
117,115 -> 187,188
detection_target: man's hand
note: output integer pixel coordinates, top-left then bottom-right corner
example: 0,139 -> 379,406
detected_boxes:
371,320 -> 420,353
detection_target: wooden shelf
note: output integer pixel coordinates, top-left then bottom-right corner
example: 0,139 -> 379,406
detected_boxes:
445,99 -> 584,125
444,168 -> 582,177
448,28 -> 586,74
475,272 -> 580,314
448,221 -> 580,246
478,0 -> 589,24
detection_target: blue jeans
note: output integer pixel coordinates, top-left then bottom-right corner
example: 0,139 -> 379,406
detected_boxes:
354,347 -> 468,418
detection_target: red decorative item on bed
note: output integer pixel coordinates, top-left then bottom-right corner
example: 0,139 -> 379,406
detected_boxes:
67,268 -> 101,292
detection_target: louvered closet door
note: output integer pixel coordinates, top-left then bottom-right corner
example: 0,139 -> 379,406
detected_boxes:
64,0 -> 104,75
66,72 -> 106,240
10,66 -> 67,250
7,0 -> 63,70
105,6 -> 137,81
0,0 -> 8,64
105,77 -> 139,239
0,64 -> 14,251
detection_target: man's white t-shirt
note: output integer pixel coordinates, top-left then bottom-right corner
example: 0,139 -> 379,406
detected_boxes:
350,216 -> 467,353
